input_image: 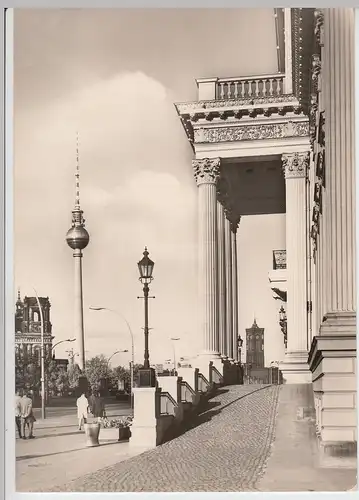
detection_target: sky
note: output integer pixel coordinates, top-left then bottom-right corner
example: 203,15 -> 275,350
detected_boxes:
14,8 -> 285,367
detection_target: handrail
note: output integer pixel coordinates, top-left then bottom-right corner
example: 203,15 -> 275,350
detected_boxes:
160,391 -> 177,415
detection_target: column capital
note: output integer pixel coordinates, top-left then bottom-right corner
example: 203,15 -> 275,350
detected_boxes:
193,158 -> 221,186
282,152 -> 310,179
230,216 -> 241,234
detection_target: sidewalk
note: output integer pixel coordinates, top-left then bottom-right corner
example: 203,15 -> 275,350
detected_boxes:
16,407 -> 144,492
257,384 -> 357,492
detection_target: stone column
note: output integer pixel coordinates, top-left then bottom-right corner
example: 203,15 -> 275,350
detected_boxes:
231,220 -> 240,362
308,10 -> 356,450
280,152 -> 311,383
217,201 -> 227,358
321,8 -> 356,323
224,213 -> 234,360
193,158 -> 222,375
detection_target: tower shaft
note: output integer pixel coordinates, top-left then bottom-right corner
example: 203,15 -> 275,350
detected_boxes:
74,248 -> 85,371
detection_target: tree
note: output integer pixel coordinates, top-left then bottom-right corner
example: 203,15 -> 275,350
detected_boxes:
67,363 -> 81,389
84,355 -> 110,391
46,360 -> 69,396
15,349 -> 41,393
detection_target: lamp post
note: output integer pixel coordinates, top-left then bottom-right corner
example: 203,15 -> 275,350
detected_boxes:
33,289 -> 45,420
237,335 -> 243,362
52,338 -> 76,354
137,247 -> 156,387
279,306 -> 287,348
89,307 -> 135,409
66,348 -> 79,366
107,349 -> 129,369
170,337 -> 180,376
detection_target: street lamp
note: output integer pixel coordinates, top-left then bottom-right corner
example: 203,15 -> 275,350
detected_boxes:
52,338 -> 76,353
279,306 -> 287,348
33,288 -> 45,420
170,337 -> 180,376
89,306 -> 135,409
137,247 -> 156,387
237,335 -> 243,362
107,349 -> 129,369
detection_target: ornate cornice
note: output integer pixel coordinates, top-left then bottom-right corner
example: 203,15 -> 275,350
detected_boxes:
291,8 -> 316,111
282,152 -> 310,179
193,158 -> 221,186
194,120 -> 309,144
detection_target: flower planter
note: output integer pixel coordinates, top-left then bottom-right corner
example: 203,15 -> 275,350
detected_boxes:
99,427 -> 119,443
84,422 -> 100,447
118,426 -> 131,442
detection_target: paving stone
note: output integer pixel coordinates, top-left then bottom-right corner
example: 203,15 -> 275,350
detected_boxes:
48,384 -> 279,492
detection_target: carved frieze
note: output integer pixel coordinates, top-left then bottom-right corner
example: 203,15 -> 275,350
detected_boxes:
314,9 -> 324,47
194,121 -> 309,144
193,158 -> 221,186
318,111 -> 325,148
282,152 -> 310,179
230,216 -> 241,234
311,54 -> 321,95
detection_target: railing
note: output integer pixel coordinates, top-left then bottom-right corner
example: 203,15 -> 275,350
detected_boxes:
180,380 -> 196,403
273,250 -> 286,270
160,391 -> 177,416
209,361 -> 223,385
217,73 -> 285,100
198,372 -> 210,393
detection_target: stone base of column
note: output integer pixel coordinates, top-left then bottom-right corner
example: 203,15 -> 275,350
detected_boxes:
309,322 -> 356,465
320,311 -> 356,336
280,351 -> 312,384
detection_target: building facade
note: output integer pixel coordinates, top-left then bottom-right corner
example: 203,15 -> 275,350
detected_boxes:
15,291 -> 53,359
175,8 -> 356,451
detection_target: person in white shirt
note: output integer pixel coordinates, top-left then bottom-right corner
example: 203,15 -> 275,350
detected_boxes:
15,388 -> 22,438
20,391 -> 36,439
76,392 -> 89,431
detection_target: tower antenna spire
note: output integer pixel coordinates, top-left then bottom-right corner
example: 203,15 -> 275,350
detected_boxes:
75,131 -> 81,211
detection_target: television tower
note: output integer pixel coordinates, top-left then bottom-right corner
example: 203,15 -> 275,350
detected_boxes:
66,134 -> 89,372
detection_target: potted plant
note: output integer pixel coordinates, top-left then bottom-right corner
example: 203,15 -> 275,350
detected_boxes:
84,418 -> 101,447
99,416 -> 133,442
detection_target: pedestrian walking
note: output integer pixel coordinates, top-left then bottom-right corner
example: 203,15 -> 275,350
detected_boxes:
20,391 -> 36,439
76,392 -> 89,431
15,388 -> 22,438
88,390 -> 105,422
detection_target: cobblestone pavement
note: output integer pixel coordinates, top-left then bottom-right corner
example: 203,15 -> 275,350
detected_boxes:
49,384 -> 279,492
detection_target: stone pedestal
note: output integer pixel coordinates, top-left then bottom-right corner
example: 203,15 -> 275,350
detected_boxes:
280,152 -> 311,384
129,387 -> 159,449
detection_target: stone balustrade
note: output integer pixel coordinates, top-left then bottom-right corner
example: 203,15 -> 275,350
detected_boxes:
218,74 -> 285,100
196,73 -> 285,101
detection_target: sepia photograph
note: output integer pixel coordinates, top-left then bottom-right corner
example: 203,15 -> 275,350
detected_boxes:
11,7 -> 357,493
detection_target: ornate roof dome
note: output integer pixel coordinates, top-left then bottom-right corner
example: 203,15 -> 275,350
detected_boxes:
66,225 -> 90,250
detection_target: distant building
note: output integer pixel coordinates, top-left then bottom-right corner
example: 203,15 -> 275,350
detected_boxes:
15,291 -> 68,369
245,319 -> 265,368
15,291 -> 53,360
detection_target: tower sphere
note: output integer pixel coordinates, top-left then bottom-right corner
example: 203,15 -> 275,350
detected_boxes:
66,226 -> 90,250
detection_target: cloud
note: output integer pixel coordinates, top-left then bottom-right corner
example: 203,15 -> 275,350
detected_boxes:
15,70 -> 199,363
